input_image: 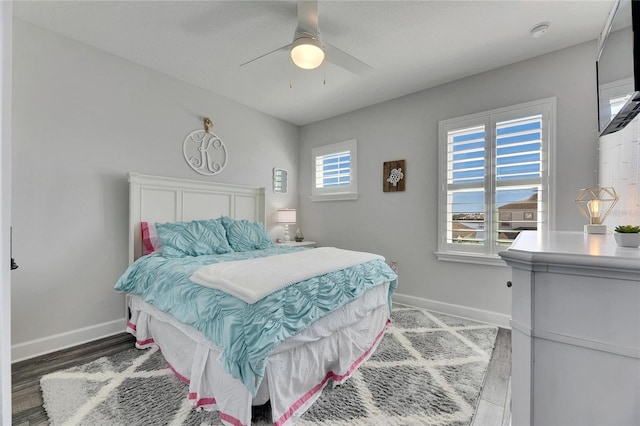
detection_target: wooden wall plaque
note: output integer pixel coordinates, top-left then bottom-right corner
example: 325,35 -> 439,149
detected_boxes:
383,160 -> 405,192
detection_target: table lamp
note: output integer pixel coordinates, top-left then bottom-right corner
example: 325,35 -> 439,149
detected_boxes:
575,187 -> 618,234
277,209 -> 297,242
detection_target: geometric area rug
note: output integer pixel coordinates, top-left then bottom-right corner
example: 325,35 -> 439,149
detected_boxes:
41,305 -> 498,425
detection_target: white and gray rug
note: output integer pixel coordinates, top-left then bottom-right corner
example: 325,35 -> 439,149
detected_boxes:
41,306 -> 498,425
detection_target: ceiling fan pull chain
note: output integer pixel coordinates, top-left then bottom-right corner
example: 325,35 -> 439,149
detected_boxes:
290,60 -> 294,88
323,62 -> 326,85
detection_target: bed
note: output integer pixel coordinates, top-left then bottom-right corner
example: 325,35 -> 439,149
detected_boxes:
115,173 -> 398,425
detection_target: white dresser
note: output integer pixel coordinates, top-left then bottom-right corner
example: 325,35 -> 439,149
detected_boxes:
499,231 -> 640,426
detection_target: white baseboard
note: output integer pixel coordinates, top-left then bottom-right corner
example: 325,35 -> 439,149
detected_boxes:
11,318 -> 127,363
392,292 -> 511,329
10,297 -> 508,362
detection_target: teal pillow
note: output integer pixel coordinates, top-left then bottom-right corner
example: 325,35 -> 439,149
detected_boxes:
156,218 -> 233,257
221,216 -> 273,251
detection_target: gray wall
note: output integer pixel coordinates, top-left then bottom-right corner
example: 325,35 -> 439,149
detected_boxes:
298,41 -> 599,322
11,20 -> 299,358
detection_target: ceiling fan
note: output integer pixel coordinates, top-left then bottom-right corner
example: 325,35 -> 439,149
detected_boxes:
240,0 -> 372,75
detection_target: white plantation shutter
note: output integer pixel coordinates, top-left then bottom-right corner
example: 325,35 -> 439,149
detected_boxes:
311,139 -> 358,201
446,124 -> 487,251
496,115 -> 542,181
494,114 -> 544,246
315,150 -> 351,188
438,99 -> 554,262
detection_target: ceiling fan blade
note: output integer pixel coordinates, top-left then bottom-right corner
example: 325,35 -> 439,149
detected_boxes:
240,43 -> 292,68
296,0 -> 319,36
324,41 -> 373,75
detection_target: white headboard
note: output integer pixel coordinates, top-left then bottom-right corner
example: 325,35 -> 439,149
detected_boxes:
128,172 -> 266,263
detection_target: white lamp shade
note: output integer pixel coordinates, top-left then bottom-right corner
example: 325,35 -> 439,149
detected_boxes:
290,37 -> 325,69
277,209 -> 297,224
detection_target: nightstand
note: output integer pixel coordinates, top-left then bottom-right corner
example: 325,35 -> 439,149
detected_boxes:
275,241 -> 317,248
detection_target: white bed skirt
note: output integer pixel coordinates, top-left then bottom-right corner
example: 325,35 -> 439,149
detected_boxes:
127,282 -> 391,426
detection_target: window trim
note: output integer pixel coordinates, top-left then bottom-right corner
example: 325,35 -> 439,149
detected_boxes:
436,97 -> 556,265
310,139 -> 358,202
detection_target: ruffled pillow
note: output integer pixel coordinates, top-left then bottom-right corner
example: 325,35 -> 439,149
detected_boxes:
156,218 -> 233,257
220,216 -> 273,252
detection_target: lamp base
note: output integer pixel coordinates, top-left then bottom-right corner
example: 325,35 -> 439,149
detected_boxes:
584,224 -> 607,234
282,225 -> 291,242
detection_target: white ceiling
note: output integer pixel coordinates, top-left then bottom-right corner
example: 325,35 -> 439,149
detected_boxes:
14,0 -> 615,126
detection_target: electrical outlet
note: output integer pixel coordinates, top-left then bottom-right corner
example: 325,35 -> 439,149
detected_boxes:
390,261 -> 398,273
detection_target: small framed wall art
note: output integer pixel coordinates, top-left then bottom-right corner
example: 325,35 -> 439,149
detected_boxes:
383,160 -> 406,192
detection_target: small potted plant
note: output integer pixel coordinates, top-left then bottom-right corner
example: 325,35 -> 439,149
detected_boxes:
613,225 -> 640,248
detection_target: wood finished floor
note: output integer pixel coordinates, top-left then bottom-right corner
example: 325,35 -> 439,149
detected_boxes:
12,328 -> 512,425
472,327 -> 512,426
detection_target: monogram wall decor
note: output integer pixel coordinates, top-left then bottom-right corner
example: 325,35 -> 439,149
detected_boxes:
183,117 -> 228,176
383,159 -> 406,192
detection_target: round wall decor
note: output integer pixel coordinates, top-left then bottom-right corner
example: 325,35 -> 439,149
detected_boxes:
183,129 -> 228,176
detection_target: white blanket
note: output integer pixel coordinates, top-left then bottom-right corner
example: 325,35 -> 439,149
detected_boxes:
190,247 -> 385,304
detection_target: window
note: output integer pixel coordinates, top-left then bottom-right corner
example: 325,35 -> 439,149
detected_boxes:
311,139 -> 358,201
598,77 -> 633,131
609,94 -> 631,119
437,98 -> 555,265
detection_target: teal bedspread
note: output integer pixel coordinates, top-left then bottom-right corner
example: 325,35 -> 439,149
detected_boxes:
114,246 -> 398,395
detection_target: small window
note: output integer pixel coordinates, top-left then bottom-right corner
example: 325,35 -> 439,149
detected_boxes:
272,168 -> 288,194
311,139 -> 358,201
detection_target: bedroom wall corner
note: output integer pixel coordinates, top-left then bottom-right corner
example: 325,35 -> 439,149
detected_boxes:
298,40 -> 599,323
10,20 -> 300,361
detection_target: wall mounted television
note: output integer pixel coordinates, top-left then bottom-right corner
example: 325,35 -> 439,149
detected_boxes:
597,0 -> 640,136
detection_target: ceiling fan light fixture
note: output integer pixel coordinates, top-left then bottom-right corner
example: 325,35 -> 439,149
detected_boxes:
290,36 -> 325,69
